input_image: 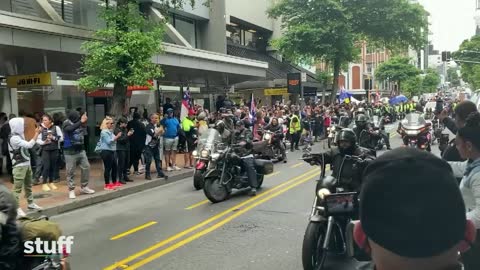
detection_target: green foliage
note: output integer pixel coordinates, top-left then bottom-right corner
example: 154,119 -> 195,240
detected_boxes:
453,35 -> 480,89
447,68 -> 461,87
403,75 -> 423,97
79,1 -> 165,91
268,0 -> 428,101
375,56 -> 420,87
422,68 -> 441,92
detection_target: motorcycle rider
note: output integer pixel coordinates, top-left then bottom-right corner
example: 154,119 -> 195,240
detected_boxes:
233,120 -> 258,196
263,117 -> 287,162
353,114 -> 372,148
310,129 -> 374,192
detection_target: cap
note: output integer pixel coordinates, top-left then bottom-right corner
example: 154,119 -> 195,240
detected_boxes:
167,108 -> 174,113
360,148 -> 466,258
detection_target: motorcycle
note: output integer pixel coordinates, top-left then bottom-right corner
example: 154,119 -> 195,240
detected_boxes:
301,153 -> 366,270
257,129 -> 286,162
430,117 -> 444,144
192,128 -> 221,190
326,116 -> 349,149
397,113 -> 432,151
203,143 -> 274,203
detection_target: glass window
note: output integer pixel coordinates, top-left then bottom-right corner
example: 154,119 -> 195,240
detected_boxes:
9,0 -> 54,20
244,30 -> 254,47
227,25 -> 241,45
174,16 -> 196,48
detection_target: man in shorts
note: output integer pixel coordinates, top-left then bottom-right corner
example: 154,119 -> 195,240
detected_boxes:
161,108 -> 181,171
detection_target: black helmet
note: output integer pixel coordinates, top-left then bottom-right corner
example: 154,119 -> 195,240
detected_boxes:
337,128 -> 356,145
235,119 -> 245,127
355,114 -> 368,128
215,120 -> 226,133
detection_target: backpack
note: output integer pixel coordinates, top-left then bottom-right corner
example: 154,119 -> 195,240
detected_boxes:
17,215 -> 62,242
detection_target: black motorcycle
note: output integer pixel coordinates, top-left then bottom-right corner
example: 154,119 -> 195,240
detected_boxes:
192,128 -> 220,190
301,154 -> 367,270
256,129 -> 286,162
397,113 -> 432,151
203,143 -> 274,203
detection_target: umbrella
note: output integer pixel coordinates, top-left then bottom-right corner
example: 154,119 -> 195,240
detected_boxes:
390,95 -> 408,105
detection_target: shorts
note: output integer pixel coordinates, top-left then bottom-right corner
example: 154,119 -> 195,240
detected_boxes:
164,137 -> 179,151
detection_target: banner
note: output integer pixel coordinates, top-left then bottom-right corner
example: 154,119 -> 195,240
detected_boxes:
264,88 -> 288,96
6,72 -> 57,88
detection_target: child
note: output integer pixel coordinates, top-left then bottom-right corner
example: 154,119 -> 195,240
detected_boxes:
8,117 -> 42,216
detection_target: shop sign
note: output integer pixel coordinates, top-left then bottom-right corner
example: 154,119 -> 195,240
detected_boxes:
264,88 -> 288,96
287,73 -> 301,94
87,90 -> 133,98
127,80 -> 154,91
304,88 -> 317,97
6,72 -> 57,88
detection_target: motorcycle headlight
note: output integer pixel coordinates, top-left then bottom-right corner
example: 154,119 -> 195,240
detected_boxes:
192,150 -> 198,157
317,188 -> 331,200
201,149 -> 209,158
264,134 -> 272,140
211,153 -> 220,160
331,126 -> 336,131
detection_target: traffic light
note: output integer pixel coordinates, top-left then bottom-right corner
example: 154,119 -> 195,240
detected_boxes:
442,51 -> 451,62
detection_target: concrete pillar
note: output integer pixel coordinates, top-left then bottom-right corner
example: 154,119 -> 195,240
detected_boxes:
197,0 -> 226,54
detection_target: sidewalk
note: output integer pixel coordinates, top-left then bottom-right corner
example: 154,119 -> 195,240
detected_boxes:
0,155 -> 194,217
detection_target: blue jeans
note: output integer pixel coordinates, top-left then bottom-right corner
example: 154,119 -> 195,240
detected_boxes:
144,146 -> 163,177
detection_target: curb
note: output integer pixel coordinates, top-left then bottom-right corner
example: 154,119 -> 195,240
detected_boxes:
27,171 -> 193,218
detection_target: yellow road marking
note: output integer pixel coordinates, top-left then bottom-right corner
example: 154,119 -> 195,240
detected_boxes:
110,222 -> 158,241
104,168 -> 319,270
265,172 -> 280,178
124,173 -> 318,269
290,162 -> 303,168
185,200 -> 210,210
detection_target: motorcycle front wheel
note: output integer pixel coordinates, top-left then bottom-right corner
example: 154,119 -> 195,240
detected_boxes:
193,170 -> 205,190
204,177 -> 229,203
302,222 -> 327,270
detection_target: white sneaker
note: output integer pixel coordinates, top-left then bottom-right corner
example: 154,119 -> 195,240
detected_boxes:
173,166 -> 181,171
69,191 -> 76,199
42,184 -> 51,192
27,203 -> 42,210
81,187 -> 95,194
167,166 -> 173,172
17,208 -> 26,217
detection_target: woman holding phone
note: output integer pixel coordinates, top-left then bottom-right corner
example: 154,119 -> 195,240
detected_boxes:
115,117 -> 134,184
99,117 -> 122,190
36,114 -> 63,192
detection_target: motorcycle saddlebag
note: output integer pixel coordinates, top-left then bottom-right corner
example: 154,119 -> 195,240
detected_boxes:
254,159 -> 274,175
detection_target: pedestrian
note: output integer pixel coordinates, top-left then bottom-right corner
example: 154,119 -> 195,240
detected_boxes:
115,117 -> 134,184
181,112 -> 197,169
8,117 -> 43,216
355,148 -> 476,270
36,114 -> 63,192
161,108 -> 181,172
447,111 -> 480,270
98,117 -> 122,190
127,112 -> 146,176
62,111 -> 95,199
289,111 -> 301,152
144,113 -> 167,180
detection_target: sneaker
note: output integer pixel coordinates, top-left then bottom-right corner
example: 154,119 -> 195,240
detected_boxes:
135,171 -> 143,176
42,184 -> 51,192
27,203 -> 42,210
145,175 -> 152,180
125,178 -> 134,182
167,167 -> 173,172
104,184 -> 114,191
249,188 -> 257,196
17,208 -> 26,217
49,183 -> 58,190
173,166 -> 181,171
69,191 -> 76,199
157,173 -> 168,180
114,182 -> 123,187
81,187 -> 96,194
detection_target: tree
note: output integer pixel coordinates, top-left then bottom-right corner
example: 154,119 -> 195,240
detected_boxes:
447,68 -> 461,87
79,0 -> 204,115
403,75 -> 423,98
422,69 -> 441,93
453,35 -> 480,90
375,56 -> 421,93
268,0 -> 428,103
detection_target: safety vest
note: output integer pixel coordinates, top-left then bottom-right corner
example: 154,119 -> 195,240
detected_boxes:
289,115 -> 301,134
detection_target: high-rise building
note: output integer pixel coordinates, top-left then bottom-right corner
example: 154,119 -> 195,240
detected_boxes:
476,0 -> 480,35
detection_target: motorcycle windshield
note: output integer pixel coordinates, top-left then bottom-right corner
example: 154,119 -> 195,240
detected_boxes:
197,129 -> 222,151
404,113 -> 426,129
373,116 -> 379,126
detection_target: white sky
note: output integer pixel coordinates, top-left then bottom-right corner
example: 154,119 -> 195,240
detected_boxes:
418,0 -> 477,51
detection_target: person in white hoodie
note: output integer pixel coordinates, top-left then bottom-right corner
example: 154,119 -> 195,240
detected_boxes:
8,117 -> 42,216
448,111 -> 480,270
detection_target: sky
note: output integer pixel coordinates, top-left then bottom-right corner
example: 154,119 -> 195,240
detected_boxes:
418,0 -> 477,52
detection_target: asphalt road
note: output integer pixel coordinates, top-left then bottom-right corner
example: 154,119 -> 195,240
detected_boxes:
53,126 -> 443,270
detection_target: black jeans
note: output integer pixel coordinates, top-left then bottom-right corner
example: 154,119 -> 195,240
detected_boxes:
290,132 -> 300,151
41,149 -> 59,183
242,156 -> 258,188
144,146 -> 164,177
380,131 -> 391,147
100,150 -> 117,185
130,145 -> 143,172
117,150 -> 130,182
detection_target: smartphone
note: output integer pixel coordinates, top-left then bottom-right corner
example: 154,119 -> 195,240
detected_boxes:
130,128 -> 134,133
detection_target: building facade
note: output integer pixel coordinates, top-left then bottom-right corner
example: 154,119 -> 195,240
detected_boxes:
0,0 -> 268,154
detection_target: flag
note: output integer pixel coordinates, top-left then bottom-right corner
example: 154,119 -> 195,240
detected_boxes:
180,87 -> 195,120
338,86 -> 353,104
249,93 -> 256,123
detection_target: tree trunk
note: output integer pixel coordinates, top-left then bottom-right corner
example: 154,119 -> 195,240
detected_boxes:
111,83 -> 127,116
330,59 -> 341,104
397,81 -> 401,96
